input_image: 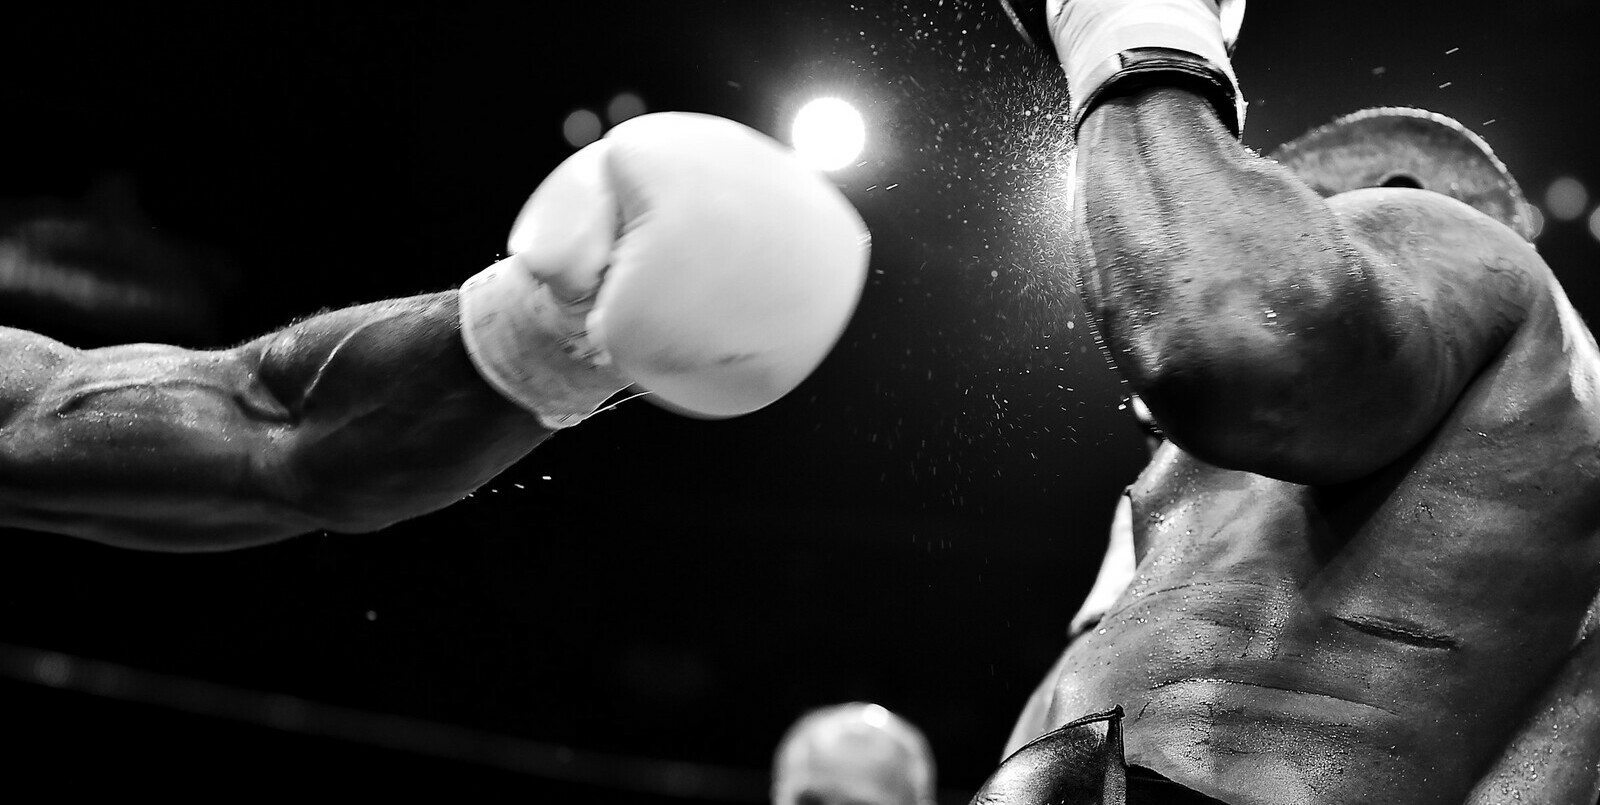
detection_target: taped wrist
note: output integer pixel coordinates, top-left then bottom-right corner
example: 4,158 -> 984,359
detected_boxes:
459,258 -> 627,430
1051,0 -> 1246,134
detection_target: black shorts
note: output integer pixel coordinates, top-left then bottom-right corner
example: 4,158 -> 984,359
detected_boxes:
1126,765 -> 1230,804
971,707 -> 1230,805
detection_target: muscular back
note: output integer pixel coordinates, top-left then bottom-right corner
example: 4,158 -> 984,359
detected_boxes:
1041,193 -> 1600,803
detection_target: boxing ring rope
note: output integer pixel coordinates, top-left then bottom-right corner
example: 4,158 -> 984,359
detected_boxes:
0,640 -> 770,801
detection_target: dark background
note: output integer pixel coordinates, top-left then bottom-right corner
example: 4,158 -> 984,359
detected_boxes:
0,1 -> 1595,800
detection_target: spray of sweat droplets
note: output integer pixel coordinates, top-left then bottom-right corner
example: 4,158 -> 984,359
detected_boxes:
808,1 -> 1135,519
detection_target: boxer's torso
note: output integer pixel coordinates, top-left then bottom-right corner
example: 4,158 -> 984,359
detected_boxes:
1044,267 -> 1600,803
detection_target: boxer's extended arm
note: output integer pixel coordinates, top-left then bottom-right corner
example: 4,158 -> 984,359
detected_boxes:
0,291 -> 547,551
0,114 -> 864,551
1073,87 -> 1543,484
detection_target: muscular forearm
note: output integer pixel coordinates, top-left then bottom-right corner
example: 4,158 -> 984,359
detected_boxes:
249,291 -> 551,533
0,292 -> 549,550
1075,91 -> 1385,468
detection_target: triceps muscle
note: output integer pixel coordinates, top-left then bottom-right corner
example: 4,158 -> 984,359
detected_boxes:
0,292 -> 548,550
0,334 -> 311,549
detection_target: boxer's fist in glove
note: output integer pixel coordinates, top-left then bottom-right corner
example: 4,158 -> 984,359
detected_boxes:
460,112 -> 870,429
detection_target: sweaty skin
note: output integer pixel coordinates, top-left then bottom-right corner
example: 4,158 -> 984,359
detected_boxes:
1012,88 -> 1600,804
0,292 -> 556,551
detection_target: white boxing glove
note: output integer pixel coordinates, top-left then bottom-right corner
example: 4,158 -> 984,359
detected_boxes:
460,112 -> 871,429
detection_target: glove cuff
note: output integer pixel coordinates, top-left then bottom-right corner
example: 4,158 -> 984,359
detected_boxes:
1051,0 -> 1246,134
459,258 -> 627,430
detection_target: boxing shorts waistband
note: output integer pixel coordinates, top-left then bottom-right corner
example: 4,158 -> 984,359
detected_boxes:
970,706 -> 1230,805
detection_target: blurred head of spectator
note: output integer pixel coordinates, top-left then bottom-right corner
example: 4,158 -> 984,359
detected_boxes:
772,702 -> 936,805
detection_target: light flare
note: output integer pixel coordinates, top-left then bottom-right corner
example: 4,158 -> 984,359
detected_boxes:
791,97 -> 866,172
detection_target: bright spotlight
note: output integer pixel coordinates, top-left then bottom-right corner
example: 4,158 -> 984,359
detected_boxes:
791,97 -> 865,172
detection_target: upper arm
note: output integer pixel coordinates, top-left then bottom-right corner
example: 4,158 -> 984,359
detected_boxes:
1139,188 -> 1544,484
0,292 -> 546,551
0,328 -> 313,550
1074,89 -> 1546,485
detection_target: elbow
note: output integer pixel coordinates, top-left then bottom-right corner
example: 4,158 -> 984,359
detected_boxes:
1131,351 -> 1410,486
1112,291 -> 1425,484
61,516 -> 311,553
247,448 -> 387,537
283,484 -> 410,536
276,461 -> 463,536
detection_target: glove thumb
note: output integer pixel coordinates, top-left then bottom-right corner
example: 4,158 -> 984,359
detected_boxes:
506,141 -> 620,304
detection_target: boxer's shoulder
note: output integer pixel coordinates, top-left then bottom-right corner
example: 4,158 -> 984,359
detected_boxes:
1325,186 -> 1551,334
1328,187 -> 1544,273
1322,188 -> 1598,425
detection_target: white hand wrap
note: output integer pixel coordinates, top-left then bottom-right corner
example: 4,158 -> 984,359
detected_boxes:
459,257 -> 627,430
1048,0 -> 1244,131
